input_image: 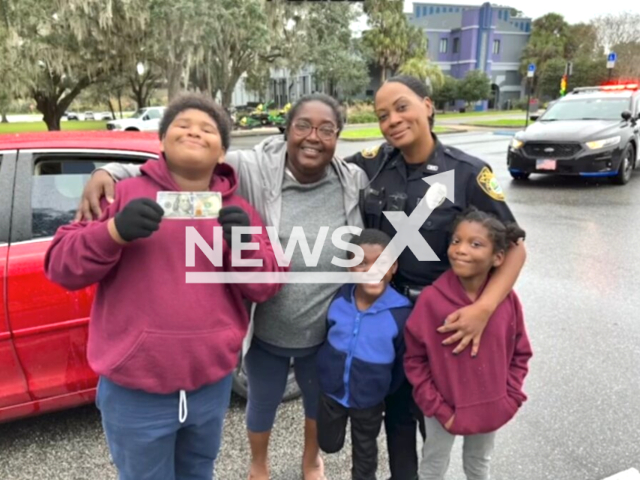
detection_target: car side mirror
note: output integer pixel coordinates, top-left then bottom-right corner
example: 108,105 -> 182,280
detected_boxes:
621,110 -> 632,121
530,114 -> 539,121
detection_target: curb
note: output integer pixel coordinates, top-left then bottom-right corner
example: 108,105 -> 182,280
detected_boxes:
460,123 -> 526,129
339,128 -> 467,142
231,128 -> 281,137
229,122 -> 379,137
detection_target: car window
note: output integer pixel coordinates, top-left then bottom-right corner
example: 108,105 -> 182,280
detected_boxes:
146,109 -> 162,120
542,98 -> 630,121
31,157 -> 144,240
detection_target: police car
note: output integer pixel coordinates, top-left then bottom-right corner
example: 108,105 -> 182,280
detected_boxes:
507,83 -> 640,185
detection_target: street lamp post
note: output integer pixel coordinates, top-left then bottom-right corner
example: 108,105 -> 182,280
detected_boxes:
525,63 -> 535,128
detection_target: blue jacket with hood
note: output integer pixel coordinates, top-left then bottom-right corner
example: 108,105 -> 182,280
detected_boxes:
317,283 -> 413,409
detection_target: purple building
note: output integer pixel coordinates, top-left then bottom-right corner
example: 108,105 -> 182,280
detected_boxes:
408,2 -> 532,110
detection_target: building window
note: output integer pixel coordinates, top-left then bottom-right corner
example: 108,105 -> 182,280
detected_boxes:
429,6 -> 434,14
439,38 -> 448,53
493,40 -> 500,54
453,38 -> 460,54
436,7 -> 440,13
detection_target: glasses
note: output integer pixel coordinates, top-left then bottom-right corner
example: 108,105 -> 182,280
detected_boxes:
292,121 -> 339,141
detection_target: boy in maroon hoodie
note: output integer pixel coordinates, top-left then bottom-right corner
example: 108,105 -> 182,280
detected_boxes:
44,93 -> 285,480
404,207 -> 531,480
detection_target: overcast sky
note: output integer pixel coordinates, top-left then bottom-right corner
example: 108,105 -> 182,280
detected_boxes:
352,0 -> 640,31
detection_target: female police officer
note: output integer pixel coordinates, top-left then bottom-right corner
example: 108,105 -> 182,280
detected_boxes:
344,75 -> 527,480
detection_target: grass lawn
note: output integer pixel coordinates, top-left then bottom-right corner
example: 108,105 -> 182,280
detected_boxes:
0,120 -> 108,135
466,119 -> 533,128
341,125 -> 450,139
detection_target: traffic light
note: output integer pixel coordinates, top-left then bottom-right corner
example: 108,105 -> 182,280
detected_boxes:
560,75 -> 568,96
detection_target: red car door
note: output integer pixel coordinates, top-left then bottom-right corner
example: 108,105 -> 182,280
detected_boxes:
5,148 -> 153,417
0,150 -> 32,422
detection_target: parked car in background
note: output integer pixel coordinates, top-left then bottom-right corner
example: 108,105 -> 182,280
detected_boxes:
83,112 -> 95,121
0,131 -> 299,423
66,112 -> 80,121
94,112 -> 114,121
508,83 -> 640,185
106,106 -> 165,132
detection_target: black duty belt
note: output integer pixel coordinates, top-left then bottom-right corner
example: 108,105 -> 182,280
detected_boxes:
396,284 -> 424,303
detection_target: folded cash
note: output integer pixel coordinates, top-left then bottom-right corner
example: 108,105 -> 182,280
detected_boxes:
156,191 -> 222,219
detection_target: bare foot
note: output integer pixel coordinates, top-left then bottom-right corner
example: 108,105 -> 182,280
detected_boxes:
248,462 -> 269,480
302,454 -> 326,480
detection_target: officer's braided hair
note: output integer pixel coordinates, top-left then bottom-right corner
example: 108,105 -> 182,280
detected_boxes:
385,74 -> 436,129
452,206 -> 526,253
285,93 -> 345,135
158,92 -> 232,151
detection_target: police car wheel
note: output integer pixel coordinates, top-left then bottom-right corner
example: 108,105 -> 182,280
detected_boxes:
510,171 -> 530,181
613,144 -> 634,185
232,354 -> 302,402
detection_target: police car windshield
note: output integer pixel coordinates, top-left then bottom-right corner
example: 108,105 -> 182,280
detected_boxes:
540,97 -> 629,121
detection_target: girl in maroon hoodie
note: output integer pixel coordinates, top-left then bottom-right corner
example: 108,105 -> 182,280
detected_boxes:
404,207 -> 532,480
44,93 -> 285,480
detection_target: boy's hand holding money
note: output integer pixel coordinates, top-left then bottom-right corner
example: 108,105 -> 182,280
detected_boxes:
109,198 -> 164,244
218,206 -> 251,247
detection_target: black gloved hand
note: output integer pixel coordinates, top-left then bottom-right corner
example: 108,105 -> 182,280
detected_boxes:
218,205 -> 251,247
114,198 -> 164,242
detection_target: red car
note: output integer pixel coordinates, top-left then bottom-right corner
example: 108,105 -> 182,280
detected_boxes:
0,131 -> 299,424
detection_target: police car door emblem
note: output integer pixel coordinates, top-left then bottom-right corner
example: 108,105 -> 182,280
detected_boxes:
425,182 -> 447,209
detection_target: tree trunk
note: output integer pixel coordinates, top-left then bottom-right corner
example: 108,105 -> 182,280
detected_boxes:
108,100 -> 116,119
42,105 -> 63,131
381,65 -> 387,84
135,89 -> 144,110
118,95 -> 123,118
34,76 -> 91,131
222,87 -> 233,109
1,112 -> 8,123
167,66 -> 182,102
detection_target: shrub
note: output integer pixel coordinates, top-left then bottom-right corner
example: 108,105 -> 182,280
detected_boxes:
348,112 -> 379,124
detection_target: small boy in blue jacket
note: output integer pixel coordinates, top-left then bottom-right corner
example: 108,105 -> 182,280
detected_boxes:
316,228 -> 413,480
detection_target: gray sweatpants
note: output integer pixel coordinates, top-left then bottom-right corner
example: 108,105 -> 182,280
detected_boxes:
419,416 -> 496,480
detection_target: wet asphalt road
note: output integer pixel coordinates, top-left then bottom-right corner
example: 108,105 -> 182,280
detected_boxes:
2,131 -> 640,480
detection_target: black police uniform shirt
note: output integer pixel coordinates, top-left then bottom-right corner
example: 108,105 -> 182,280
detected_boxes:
344,135 -> 517,290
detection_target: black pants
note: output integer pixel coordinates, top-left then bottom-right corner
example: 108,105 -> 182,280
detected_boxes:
384,379 -> 426,480
317,393 -> 385,480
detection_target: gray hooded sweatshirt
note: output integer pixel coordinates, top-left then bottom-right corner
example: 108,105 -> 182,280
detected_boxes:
99,136 -> 368,352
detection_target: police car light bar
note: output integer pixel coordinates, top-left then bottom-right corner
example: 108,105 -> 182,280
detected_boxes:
571,84 -> 639,94
600,84 -> 639,91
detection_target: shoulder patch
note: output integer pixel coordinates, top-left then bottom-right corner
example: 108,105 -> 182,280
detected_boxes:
360,145 -> 380,159
476,167 -> 506,201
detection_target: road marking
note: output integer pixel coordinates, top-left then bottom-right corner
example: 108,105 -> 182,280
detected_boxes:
603,469 -> 640,480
